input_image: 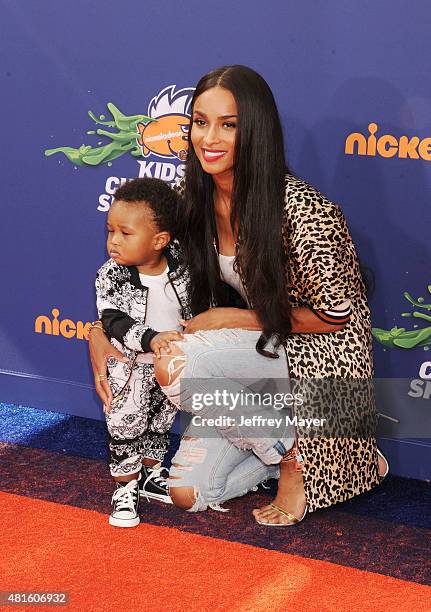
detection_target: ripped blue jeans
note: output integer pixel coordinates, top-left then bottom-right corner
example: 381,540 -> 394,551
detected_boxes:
164,329 -> 295,512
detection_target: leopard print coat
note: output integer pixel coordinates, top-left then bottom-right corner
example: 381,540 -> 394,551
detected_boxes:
175,175 -> 380,512
282,175 -> 379,512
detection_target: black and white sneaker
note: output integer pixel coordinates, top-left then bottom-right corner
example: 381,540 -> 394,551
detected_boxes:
109,478 -> 140,527
139,463 -> 172,504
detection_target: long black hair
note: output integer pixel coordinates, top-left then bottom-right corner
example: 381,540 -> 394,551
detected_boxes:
181,65 -> 291,355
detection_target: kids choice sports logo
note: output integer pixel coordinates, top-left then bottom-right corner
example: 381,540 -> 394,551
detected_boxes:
372,283 -> 431,400
372,284 -> 431,352
44,85 -> 195,211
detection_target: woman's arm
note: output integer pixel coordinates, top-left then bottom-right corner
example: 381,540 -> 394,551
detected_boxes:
88,327 -> 128,408
290,307 -> 347,333
181,306 -> 347,334
180,307 -> 257,333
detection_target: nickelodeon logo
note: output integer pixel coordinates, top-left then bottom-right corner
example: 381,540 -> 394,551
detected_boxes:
136,85 -> 194,161
345,123 -> 431,160
137,122 -> 189,161
35,308 -> 91,341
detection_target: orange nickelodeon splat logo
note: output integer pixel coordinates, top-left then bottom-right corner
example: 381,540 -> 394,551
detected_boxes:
345,123 -> 431,160
35,308 -> 92,341
137,85 -> 194,161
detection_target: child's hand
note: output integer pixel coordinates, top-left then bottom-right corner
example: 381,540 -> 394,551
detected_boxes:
150,331 -> 184,359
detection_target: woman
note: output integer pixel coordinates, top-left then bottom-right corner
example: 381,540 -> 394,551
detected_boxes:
90,65 -> 385,525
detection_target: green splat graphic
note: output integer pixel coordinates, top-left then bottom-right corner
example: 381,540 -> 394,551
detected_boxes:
372,284 -> 431,350
44,103 -> 154,166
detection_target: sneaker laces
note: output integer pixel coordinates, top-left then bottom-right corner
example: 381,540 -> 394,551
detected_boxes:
111,480 -> 138,512
141,464 -> 169,502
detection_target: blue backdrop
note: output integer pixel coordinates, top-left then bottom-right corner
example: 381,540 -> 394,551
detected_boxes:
1,0 -> 430,478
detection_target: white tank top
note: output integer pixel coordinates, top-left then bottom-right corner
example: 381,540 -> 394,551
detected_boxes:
218,254 -> 248,302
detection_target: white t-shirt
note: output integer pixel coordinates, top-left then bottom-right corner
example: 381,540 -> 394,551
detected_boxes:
139,266 -> 182,332
218,254 -> 248,302
138,266 -> 182,363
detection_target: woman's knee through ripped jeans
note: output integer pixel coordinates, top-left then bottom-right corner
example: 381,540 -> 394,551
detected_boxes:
154,329 -> 295,511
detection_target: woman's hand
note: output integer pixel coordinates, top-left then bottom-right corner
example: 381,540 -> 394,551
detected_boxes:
180,307 -> 261,333
88,328 -> 127,410
150,330 -> 184,359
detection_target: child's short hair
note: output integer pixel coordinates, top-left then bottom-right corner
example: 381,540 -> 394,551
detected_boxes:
113,177 -> 179,235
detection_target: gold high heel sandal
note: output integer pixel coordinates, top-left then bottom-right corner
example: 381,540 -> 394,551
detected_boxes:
377,448 -> 389,480
255,446 -> 308,527
255,504 -> 308,527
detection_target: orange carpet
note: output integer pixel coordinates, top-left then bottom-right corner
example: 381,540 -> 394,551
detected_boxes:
1,492 -> 430,612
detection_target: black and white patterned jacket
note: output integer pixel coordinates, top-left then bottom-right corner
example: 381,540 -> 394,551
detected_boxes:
95,239 -> 192,359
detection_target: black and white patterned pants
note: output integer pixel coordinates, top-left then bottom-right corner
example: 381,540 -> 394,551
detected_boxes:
106,359 -> 177,477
